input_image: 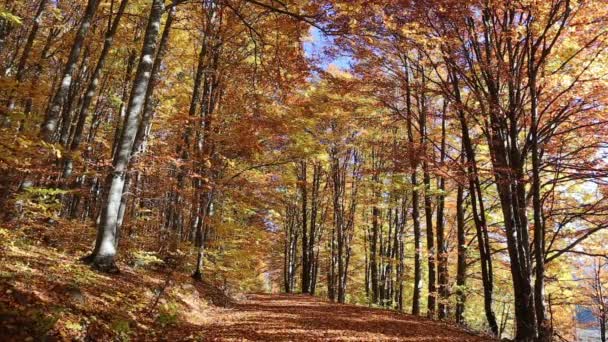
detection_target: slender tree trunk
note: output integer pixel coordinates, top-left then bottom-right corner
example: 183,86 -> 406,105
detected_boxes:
300,160 -> 310,293
41,0 -> 100,141
308,162 -> 321,294
284,205 -> 298,293
419,80 -> 436,318
455,178 -> 466,324
405,61 -> 422,315
330,149 -> 340,302
336,164 -> 345,303
450,69 -> 499,335
133,1 -> 177,154
23,26 -> 57,118
192,191 -> 212,281
396,195 -> 407,312
71,0 -> 129,151
436,102 -> 448,319
109,34 -> 138,157
529,37 -> 549,341
600,310 -> 606,342
371,204 -> 379,304
58,44 -> 90,148
328,223 -> 336,301
82,0 -> 165,271
283,205 -> 294,293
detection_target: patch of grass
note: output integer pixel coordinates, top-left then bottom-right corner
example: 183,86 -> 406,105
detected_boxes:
131,250 -> 164,269
156,301 -> 179,327
29,309 -> 59,337
111,318 -> 132,341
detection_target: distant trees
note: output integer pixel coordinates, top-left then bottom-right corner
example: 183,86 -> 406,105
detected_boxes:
277,0 -> 607,340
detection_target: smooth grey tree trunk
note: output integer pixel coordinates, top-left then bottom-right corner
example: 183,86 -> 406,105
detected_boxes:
71,0 -> 129,151
132,2 -> 176,154
82,0 -> 165,271
114,3 -> 175,242
41,0 -> 100,142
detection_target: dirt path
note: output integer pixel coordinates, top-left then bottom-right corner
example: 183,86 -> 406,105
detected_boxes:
193,294 -> 491,341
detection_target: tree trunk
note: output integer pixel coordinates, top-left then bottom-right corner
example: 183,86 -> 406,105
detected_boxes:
41,0 -> 100,141
82,0 -> 165,272
436,102 -> 448,319
529,36 -> 549,341
308,162 -> 322,294
371,205 -> 379,304
300,160 -> 310,293
71,0 -> 129,151
601,315 -> 606,342
455,179 -> 466,324
419,78 -> 436,318
450,69 -> 499,335
405,67 -> 422,316
133,2 -> 177,154
192,192 -> 212,281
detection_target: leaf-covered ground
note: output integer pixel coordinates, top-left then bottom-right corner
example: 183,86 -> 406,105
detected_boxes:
196,294 -> 492,341
0,221 -> 235,341
0,222 -> 491,341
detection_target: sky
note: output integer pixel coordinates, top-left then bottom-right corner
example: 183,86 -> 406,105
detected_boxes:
303,27 -> 352,71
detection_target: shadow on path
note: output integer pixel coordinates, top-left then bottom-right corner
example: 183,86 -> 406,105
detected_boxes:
199,293 -> 492,341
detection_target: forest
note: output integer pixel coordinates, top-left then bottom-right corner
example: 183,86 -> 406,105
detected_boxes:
1,0 -> 607,341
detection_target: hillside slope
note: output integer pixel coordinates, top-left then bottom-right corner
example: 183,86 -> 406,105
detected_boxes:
0,223 -> 491,341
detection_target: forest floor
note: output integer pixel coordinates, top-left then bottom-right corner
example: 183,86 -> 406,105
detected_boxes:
197,293 -> 492,341
0,219 -> 492,341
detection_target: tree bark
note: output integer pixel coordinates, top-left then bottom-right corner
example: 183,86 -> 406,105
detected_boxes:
82,0 -> 165,272
308,162 -> 322,294
436,101 -> 448,319
419,74 -> 436,318
528,31 -> 550,341
71,0 -> 129,151
133,1 -> 177,154
41,0 -> 101,142
455,178 -> 466,324
450,68 -> 499,335
300,160 -> 310,293
404,59 -> 422,316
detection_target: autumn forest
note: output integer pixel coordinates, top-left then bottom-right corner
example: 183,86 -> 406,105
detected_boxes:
1,0 -> 608,341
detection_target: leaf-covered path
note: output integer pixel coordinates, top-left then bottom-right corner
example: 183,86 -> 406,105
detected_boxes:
195,294 -> 491,341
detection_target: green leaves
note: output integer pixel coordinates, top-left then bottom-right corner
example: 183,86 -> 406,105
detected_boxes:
0,8 -> 23,26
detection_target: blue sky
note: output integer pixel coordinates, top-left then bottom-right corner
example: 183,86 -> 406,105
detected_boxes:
303,27 -> 352,70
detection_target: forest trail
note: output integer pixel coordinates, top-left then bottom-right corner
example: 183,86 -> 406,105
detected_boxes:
0,224 -> 490,341
194,294 -> 490,341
